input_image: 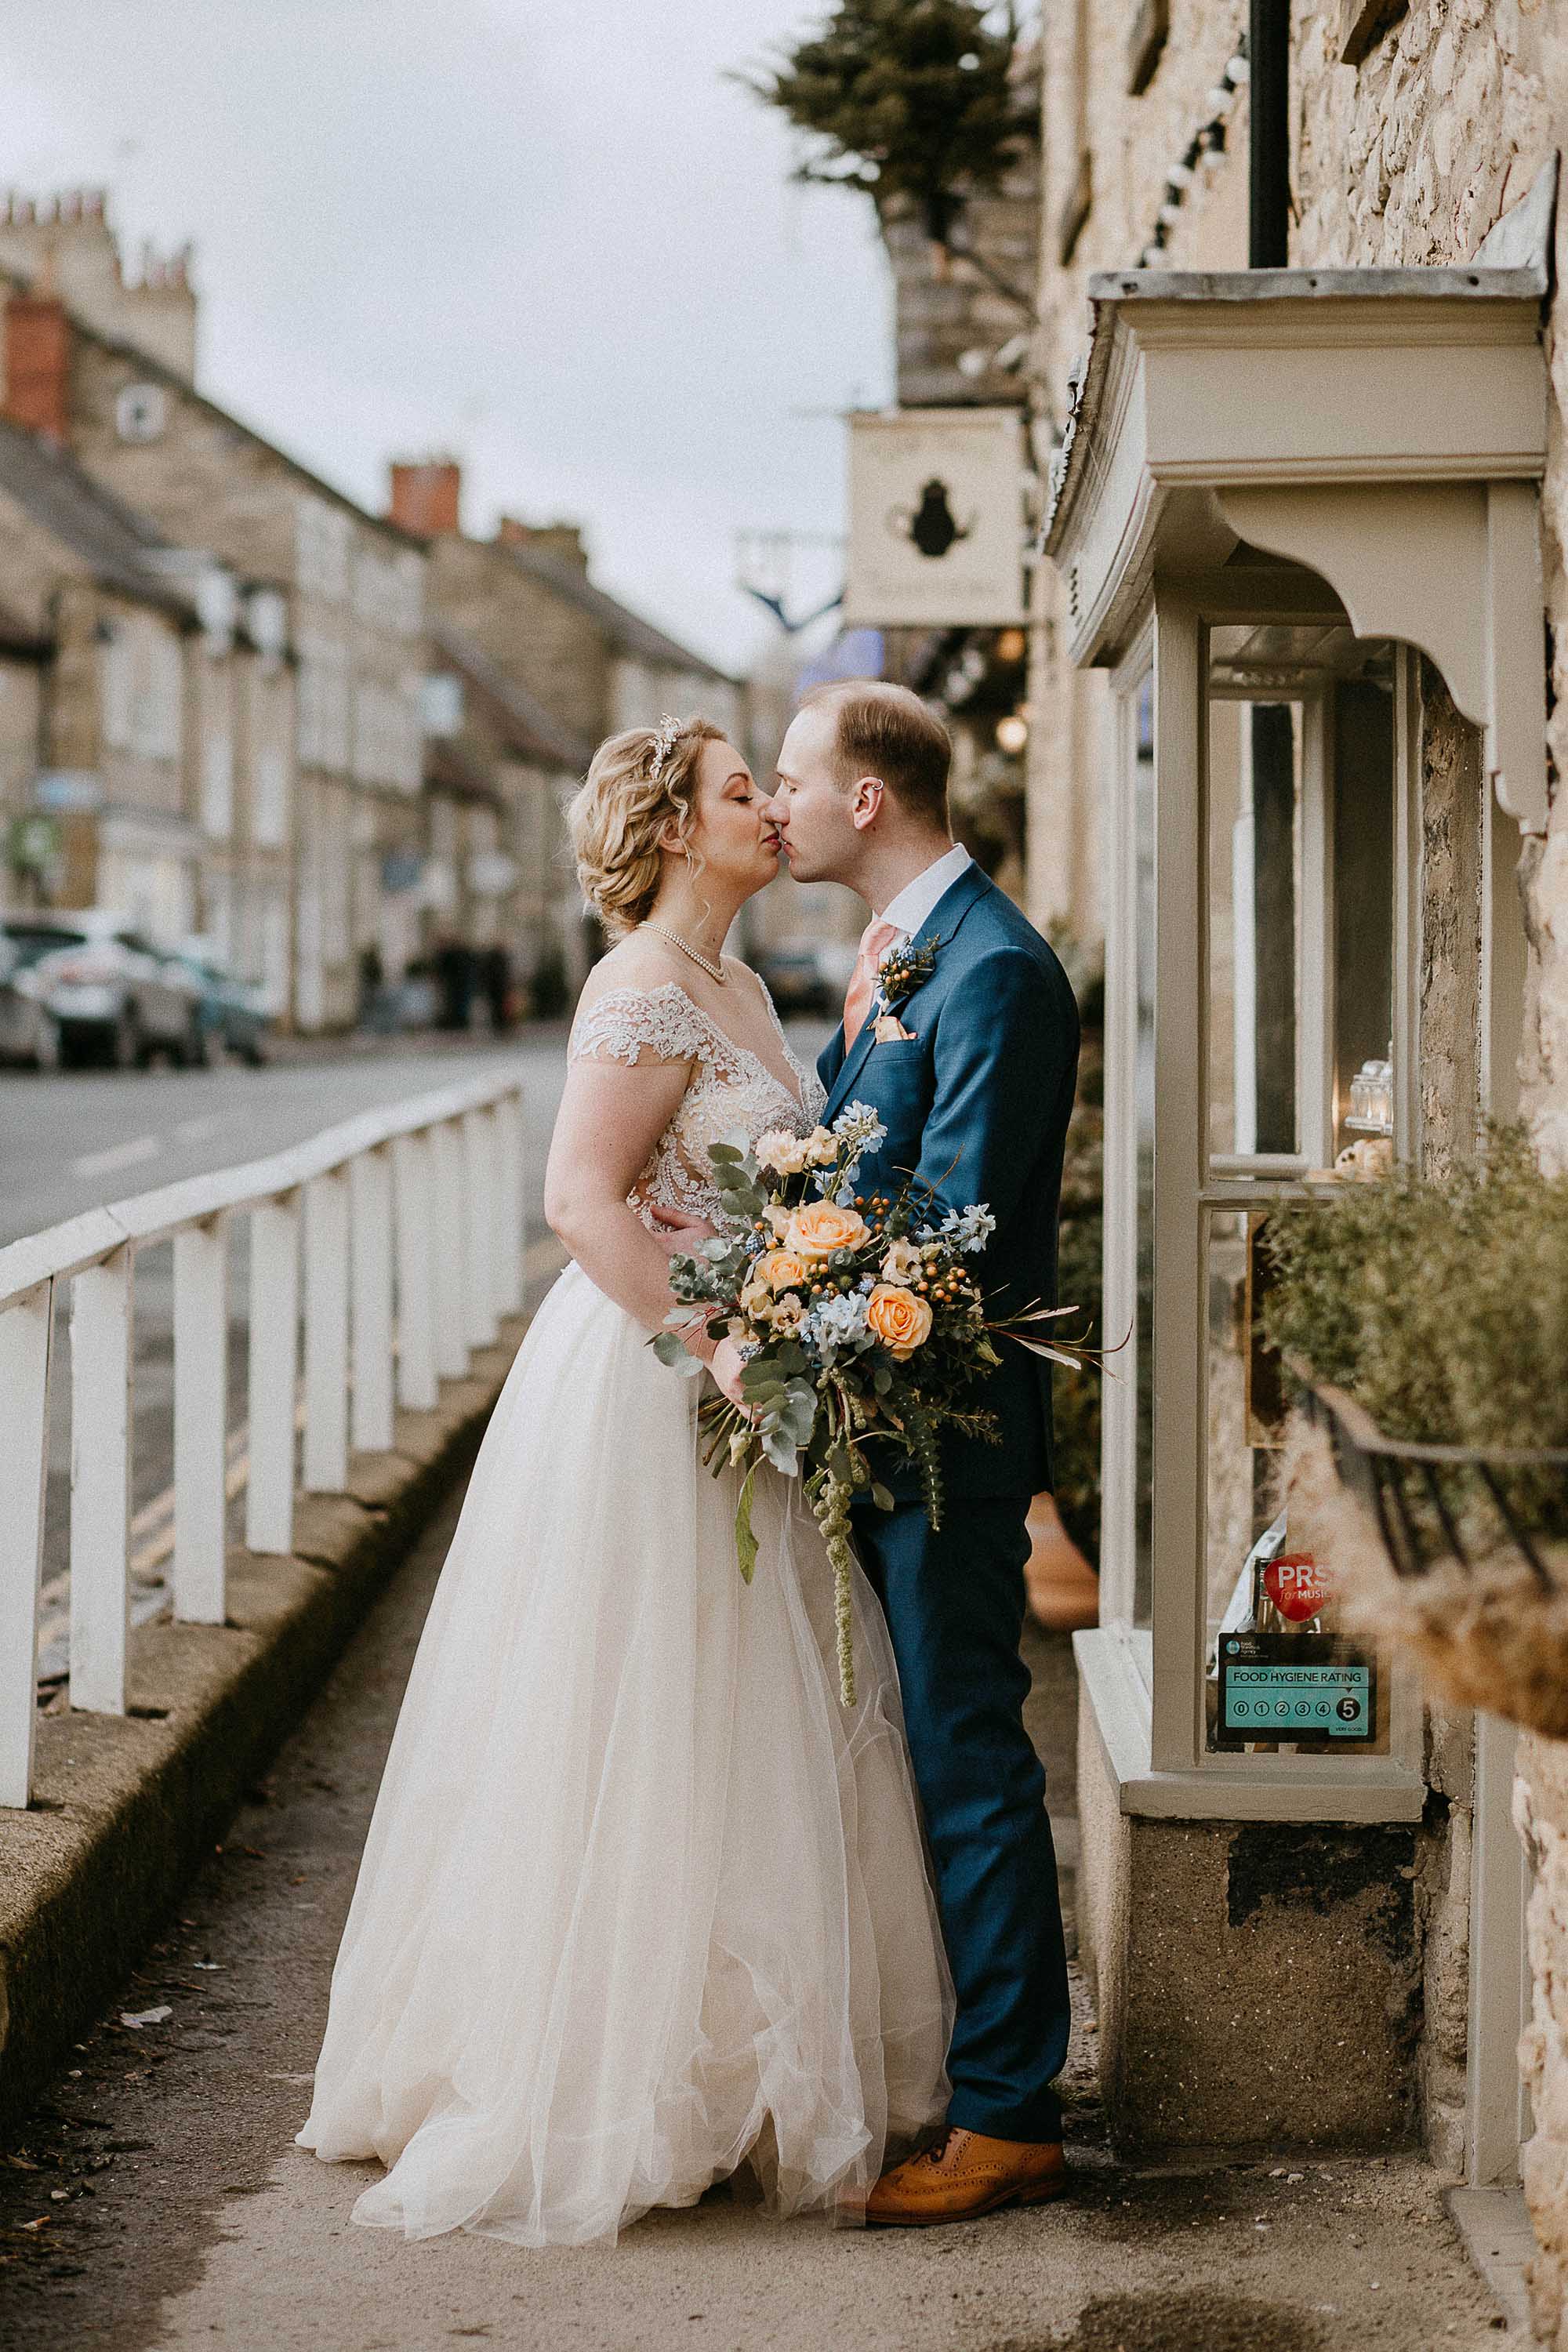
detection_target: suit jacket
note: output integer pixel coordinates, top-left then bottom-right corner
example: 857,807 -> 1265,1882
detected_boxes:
818,862 -> 1080,1500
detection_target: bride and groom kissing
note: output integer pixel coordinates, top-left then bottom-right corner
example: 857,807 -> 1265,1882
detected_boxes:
296,679 -> 1082,2247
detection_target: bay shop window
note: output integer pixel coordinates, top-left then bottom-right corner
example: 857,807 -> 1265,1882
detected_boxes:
1044,259 -> 1547,1831
1039,239 -> 1559,2169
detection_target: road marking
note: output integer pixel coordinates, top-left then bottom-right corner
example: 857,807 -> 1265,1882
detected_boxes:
173,1110 -> 247,1144
71,1134 -> 162,1181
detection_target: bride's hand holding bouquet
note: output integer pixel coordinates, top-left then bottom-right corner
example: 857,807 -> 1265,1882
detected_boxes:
652,1102 -> 1105,1704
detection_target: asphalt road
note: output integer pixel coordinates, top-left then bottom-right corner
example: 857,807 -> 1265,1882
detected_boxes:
2,1029 -> 574,1674
0,1031 -> 569,1250
0,1482 -> 1503,2352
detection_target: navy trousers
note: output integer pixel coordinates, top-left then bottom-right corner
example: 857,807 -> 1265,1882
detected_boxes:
851,1493 -> 1070,2143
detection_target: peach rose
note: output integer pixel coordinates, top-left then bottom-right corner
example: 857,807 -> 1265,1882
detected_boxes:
785,1200 -> 870,1261
866,1283 -> 933,1359
754,1247 -> 808,1293
879,1236 -> 923,1286
754,1128 -> 811,1177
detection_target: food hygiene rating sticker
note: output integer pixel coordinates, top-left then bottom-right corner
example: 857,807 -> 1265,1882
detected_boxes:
1216,1632 -> 1375,1747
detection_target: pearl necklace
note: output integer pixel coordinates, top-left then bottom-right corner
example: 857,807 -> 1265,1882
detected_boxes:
638,920 -> 728,984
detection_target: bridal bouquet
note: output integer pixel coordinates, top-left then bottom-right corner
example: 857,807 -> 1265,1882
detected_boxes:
652,1102 -> 1102,1704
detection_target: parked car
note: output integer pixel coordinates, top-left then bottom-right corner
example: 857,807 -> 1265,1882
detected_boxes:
169,938 -> 274,1066
0,931 -> 63,1069
756,936 -> 860,1020
0,911 -> 204,1069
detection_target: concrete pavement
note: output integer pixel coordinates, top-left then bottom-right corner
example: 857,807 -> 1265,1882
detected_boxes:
0,1479 -> 1508,2351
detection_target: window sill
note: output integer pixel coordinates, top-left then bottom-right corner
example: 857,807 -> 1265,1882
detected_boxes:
1074,1625 -> 1429,1822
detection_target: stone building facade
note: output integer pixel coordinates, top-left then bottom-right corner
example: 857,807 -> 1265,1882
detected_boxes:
1029,3 -> 1568,2338
423,613 -> 596,1000
390,460 -> 742,754
0,409 -> 295,992
0,190 -> 196,382
51,325 -> 426,1031
0,196 -> 426,1031
389,456 -> 742,981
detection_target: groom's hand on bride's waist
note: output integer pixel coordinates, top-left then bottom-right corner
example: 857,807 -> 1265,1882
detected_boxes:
647,1203 -> 717,1256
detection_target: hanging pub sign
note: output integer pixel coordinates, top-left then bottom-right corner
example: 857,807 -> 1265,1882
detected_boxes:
844,408 -> 1027,628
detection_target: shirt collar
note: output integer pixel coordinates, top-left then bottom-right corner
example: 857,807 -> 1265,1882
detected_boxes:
877,842 -> 973,941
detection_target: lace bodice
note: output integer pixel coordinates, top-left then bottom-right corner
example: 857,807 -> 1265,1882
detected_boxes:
568,978 -> 828,1226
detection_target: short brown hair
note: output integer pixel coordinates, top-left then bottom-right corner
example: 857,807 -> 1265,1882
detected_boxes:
804,679 -> 951,827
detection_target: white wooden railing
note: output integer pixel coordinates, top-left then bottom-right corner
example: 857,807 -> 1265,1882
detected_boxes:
0,1070 -> 526,1809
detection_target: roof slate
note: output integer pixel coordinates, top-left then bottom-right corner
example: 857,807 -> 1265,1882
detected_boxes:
0,414 -> 193,617
428,616 -> 595,772
494,536 -> 735,685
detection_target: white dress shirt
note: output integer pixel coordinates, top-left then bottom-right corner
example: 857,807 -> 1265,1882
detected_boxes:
875,841 -> 973,943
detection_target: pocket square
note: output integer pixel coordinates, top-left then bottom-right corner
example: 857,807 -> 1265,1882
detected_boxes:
873,1012 -> 916,1043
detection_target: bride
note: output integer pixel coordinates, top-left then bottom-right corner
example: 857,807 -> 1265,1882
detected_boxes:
296,714 -> 953,2247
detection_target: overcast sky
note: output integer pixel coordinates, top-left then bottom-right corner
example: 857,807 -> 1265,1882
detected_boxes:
0,0 -> 895,676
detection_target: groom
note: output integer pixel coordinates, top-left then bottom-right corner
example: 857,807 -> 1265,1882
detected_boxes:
764,680 -> 1079,2224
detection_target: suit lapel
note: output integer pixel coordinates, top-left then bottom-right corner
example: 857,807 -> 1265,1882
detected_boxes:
821,862 -> 995,1121
818,1020 -> 847,1094
822,1000 -> 880,1118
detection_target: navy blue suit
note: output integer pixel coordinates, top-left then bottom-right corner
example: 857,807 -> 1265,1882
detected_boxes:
818,860 -> 1077,2143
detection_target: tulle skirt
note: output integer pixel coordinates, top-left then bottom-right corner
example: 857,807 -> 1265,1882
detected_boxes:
295,1261 -> 953,2246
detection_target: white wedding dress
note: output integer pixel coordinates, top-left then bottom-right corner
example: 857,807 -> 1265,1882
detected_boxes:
296,980 -> 953,2246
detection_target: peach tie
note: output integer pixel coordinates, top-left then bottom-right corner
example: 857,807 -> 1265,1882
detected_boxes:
842,918 -> 902,1047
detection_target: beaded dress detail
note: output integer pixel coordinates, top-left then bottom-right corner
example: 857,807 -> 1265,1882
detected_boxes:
567,979 -> 828,1227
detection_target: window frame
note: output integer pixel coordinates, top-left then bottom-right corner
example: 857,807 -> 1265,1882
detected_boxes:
1089,579 -> 1428,1821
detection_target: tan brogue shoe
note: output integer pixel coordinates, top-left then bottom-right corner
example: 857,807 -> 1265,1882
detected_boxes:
865,2125 -> 1066,2227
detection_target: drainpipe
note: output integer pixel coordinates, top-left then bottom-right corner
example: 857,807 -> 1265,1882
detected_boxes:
1247,2 -> 1294,1146
1248,0 -> 1290,267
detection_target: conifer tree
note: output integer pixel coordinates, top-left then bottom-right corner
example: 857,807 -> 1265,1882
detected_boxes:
739,0 -> 1033,245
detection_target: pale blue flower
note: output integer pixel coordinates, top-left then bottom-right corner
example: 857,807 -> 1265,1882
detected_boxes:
833,1101 -> 887,1157
941,1203 -> 996,1253
815,1290 -> 872,1358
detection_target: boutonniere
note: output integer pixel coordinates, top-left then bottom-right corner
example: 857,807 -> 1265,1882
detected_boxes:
869,935 -> 942,1041
875,934 -> 942,1011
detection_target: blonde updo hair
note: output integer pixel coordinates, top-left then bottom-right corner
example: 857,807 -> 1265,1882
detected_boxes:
569,716 -> 725,938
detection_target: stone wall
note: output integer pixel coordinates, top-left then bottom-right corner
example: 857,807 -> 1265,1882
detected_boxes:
1519,1730 -> 1568,2346
1291,9 -> 1568,2339
1029,0 -> 1249,953
1035,5 -> 1568,2312
1417,663 -> 1485,1173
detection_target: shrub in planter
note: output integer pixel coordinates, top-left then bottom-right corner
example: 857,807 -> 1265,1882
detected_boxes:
1261,1127 -> 1568,1735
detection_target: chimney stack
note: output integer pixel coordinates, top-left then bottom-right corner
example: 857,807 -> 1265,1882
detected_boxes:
388,457 -> 462,537
4,289 -> 71,444
496,515 -> 588,571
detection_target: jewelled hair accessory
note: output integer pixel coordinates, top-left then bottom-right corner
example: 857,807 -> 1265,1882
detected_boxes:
647,714 -> 682,782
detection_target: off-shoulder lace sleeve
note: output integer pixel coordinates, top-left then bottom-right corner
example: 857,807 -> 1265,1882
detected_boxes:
568,982 -> 711,1069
